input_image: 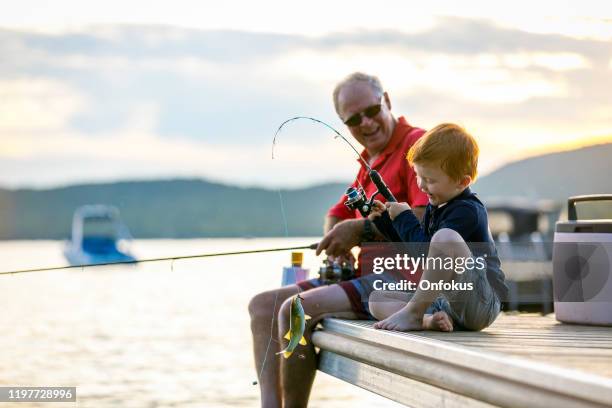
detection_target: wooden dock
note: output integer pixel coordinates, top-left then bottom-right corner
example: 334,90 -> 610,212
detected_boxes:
312,314 -> 612,408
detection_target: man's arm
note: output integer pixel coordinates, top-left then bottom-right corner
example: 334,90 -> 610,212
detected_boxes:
324,216 -> 342,234
317,216 -> 390,257
317,216 -> 361,256
317,204 -> 425,257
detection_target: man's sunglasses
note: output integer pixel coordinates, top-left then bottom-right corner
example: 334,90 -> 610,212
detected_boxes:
343,102 -> 382,127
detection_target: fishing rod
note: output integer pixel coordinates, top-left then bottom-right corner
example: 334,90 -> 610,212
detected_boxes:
273,116 -> 371,170
273,116 -> 401,241
0,243 -> 318,276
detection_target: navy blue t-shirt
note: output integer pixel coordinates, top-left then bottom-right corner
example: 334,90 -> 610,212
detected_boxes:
390,187 -> 509,301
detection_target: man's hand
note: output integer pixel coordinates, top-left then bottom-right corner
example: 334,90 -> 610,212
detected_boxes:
316,219 -> 363,257
385,201 -> 411,220
328,252 -> 356,268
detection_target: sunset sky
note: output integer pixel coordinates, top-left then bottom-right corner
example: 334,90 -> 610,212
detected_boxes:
1,1 -> 611,189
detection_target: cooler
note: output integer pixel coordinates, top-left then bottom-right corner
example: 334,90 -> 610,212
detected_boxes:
553,194 -> 612,326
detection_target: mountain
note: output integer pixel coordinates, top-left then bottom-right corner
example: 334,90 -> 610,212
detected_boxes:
473,143 -> 612,201
0,180 -> 347,239
0,143 -> 609,239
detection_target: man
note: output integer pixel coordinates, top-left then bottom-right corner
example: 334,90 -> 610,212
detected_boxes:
248,72 -> 428,407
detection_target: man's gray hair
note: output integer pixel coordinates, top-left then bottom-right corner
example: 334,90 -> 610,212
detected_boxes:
332,72 -> 384,115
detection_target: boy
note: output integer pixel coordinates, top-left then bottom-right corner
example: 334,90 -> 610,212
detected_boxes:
368,123 -> 509,331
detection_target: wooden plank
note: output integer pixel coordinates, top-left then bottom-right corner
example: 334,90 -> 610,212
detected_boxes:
318,350 -> 497,408
312,316 -> 612,408
415,314 -> 612,377
313,330 -> 609,408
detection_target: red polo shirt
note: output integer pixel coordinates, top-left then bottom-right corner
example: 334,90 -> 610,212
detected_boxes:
328,116 -> 429,219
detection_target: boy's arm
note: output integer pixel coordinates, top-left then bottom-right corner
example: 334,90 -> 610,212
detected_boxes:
437,204 -> 479,241
368,201 -> 404,242
370,201 -> 428,242
392,208 -> 429,242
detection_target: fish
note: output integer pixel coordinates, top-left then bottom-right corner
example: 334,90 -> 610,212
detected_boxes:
277,294 -> 311,359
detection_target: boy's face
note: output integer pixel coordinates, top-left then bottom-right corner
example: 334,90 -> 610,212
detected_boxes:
413,162 -> 468,206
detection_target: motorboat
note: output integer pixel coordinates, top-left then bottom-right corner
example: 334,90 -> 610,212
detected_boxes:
64,204 -> 136,266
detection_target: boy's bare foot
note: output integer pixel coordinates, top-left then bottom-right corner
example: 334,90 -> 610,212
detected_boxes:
423,311 -> 453,332
373,306 -> 423,331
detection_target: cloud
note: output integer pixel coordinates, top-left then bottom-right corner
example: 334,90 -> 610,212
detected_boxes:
0,78 -> 87,137
0,18 -> 610,188
3,18 -> 610,64
0,105 -> 359,188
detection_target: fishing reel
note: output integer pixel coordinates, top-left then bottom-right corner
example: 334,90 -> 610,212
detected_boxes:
344,169 -> 402,242
344,186 -> 378,217
318,259 -> 356,284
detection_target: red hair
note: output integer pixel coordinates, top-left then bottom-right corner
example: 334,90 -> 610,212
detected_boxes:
407,123 -> 479,181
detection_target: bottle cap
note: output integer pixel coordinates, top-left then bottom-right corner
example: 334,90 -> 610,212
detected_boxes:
291,252 -> 303,266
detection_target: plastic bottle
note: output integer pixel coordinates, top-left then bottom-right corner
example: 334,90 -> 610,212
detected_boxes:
281,252 -> 309,286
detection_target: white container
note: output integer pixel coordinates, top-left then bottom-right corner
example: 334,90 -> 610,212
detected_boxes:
281,266 -> 309,286
280,252 -> 309,286
553,195 -> 612,326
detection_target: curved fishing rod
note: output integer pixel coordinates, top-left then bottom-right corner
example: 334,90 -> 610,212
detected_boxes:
271,116 -> 372,245
0,243 -> 318,276
272,116 -> 372,172
272,115 -> 401,241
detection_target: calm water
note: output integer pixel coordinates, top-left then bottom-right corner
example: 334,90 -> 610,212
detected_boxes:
0,239 -> 404,408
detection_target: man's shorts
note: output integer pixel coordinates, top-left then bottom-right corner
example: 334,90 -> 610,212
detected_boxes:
297,272 -> 448,320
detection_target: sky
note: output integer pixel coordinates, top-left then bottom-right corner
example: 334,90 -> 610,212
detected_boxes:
1,0 -> 611,189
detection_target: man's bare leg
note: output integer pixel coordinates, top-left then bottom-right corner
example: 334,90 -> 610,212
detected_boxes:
248,285 -> 300,408
278,284 -> 357,408
369,290 -> 453,331
374,228 -> 470,331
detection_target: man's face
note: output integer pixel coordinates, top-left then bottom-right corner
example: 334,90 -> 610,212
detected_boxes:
337,82 -> 394,157
413,162 -> 465,206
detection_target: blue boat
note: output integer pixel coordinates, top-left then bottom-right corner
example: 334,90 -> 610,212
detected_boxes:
64,205 -> 136,266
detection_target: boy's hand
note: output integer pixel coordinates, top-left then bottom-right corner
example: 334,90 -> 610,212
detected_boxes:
385,202 -> 411,220
367,200 -> 387,220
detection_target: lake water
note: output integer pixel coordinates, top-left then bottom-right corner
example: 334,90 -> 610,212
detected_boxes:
0,239 -> 404,408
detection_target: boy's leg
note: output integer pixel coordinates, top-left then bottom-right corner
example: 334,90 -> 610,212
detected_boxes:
369,289 -> 412,319
249,285 -> 301,408
374,228 -> 471,331
278,284 -> 358,408
369,290 -> 453,332
444,261 -> 501,331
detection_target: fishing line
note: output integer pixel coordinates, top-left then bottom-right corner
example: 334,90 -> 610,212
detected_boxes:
254,285 -> 281,386
256,118 -> 343,386
0,245 -> 317,276
255,116 -> 360,386
255,193 -> 297,385
277,189 -> 289,237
